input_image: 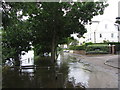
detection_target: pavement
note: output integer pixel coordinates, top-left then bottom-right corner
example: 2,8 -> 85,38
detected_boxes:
69,52 -> 119,74
104,55 -> 120,69
75,52 -> 120,70
66,52 -> 119,88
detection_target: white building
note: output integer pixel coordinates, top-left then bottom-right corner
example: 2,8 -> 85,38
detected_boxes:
78,19 -> 120,44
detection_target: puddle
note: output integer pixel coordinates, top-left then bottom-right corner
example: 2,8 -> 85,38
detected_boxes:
2,51 -> 118,88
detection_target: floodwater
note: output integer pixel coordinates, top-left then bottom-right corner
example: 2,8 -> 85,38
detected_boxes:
2,51 -> 118,88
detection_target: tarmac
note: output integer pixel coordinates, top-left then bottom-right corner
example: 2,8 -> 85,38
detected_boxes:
104,55 -> 120,69
73,52 -> 120,70
67,52 -> 119,88
69,52 -> 119,75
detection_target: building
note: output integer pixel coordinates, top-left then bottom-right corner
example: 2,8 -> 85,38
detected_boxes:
78,19 -> 120,44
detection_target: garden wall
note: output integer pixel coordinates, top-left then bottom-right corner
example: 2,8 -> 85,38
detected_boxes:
73,50 -> 86,55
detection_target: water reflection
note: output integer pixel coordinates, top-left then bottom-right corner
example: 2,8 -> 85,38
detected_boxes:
68,63 -> 90,88
3,51 -> 117,88
2,51 -> 89,88
59,53 -> 90,88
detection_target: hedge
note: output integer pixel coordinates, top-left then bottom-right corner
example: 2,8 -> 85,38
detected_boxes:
86,44 -> 109,54
86,51 -> 109,54
84,42 -> 93,47
69,45 -> 85,50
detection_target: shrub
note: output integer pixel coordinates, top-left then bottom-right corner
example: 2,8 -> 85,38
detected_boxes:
69,45 -> 85,50
57,47 -> 63,51
75,45 -> 85,50
84,42 -> 93,47
34,56 -> 52,66
86,44 -> 109,54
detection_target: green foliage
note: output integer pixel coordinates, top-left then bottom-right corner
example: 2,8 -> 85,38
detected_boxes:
58,37 -> 74,45
103,40 -> 110,43
2,21 -> 32,64
2,2 -> 34,63
70,39 -> 79,46
57,47 -> 63,52
107,42 -> 120,45
34,44 -> 51,56
84,42 -> 93,47
86,51 -> 109,54
2,2 -> 108,63
86,44 -> 109,54
69,45 -> 85,50
34,56 -> 52,66
69,42 -> 93,50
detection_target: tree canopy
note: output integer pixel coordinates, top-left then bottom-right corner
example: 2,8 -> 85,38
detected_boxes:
2,1 -> 108,65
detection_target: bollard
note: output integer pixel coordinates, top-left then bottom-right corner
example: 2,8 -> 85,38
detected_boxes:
112,45 -> 115,54
109,44 -> 112,54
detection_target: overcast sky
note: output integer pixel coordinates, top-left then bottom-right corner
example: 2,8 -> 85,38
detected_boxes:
72,0 -> 120,40
92,0 -> 120,22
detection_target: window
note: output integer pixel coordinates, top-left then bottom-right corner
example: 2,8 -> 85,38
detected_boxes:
111,33 -> 114,38
100,34 -> 102,38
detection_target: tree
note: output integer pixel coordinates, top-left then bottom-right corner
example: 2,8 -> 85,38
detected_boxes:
30,2 -> 108,63
70,39 -> 79,46
2,2 -> 108,65
2,2 -> 34,66
2,21 -> 33,66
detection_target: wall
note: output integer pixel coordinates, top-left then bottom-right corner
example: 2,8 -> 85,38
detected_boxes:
73,50 -> 86,55
95,20 -> 119,43
78,19 -> 119,44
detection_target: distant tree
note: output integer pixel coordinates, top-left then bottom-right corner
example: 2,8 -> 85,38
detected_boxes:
70,39 -> 79,46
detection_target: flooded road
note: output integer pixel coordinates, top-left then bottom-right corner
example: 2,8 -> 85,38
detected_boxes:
2,51 -> 118,88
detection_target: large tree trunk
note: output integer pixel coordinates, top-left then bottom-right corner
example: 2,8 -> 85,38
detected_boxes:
51,33 -> 56,63
55,49 -> 58,60
14,54 -> 20,66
